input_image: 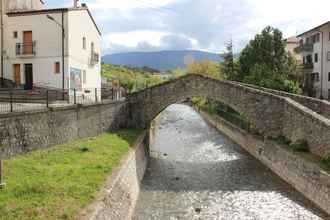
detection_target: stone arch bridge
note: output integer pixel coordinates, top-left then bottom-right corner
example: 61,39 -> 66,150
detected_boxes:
128,74 -> 330,157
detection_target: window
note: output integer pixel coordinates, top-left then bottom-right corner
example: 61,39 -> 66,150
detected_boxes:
303,56 -> 306,64
328,72 -> 330,81
312,33 -> 320,43
306,37 -> 310,44
328,89 -> 330,100
54,62 -> 60,74
83,37 -> 86,49
314,53 -> 319,63
91,42 -> 94,52
13,31 -> 18,38
83,70 -> 86,84
328,52 -> 330,61
315,73 -> 320,82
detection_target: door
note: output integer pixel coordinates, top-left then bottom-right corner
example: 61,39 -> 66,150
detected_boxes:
24,64 -> 33,90
23,31 -> 33,55
13,64 -> 21,86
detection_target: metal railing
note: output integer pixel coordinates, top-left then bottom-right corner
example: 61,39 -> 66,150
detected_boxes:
16,41 -> 36,56
0,87 -> 125,114
294,43 -> 313,53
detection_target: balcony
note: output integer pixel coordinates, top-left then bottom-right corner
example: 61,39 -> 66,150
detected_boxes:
303,62 -> 314,70
90,51 -> 100,66
294,43 -> 313,54
16,41 -> 36,57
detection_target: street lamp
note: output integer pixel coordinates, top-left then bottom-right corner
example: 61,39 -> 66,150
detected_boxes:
46,13 -> 65,100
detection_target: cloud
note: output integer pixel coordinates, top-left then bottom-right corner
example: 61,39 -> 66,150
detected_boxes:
48,0 -> 330,54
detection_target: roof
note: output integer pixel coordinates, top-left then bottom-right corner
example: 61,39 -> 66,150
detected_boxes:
285,36 -> 299,44
6,7 -> 102,36
297,21 -> 330,37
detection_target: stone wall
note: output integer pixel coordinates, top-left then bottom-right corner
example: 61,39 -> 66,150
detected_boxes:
199,110 -> 330,216
78,132 -> 148,220
128,74 -> 330,157
0,100 -> 129,159
235,81 -> 330,119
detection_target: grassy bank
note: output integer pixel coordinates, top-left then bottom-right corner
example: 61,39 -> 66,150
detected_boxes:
0,129 -> 141,220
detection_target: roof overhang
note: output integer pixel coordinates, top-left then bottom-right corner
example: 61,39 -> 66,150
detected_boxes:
297,21 -> 330,37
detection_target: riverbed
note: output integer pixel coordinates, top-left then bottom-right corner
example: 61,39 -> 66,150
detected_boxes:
133,104 -> 328,220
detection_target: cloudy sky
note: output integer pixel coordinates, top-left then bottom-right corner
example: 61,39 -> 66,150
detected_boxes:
48,0 -> 330,54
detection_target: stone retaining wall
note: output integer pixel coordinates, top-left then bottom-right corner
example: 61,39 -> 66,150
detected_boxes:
199,110 -> 330,215
78,132 -> 148,220
0,100 -> 129,159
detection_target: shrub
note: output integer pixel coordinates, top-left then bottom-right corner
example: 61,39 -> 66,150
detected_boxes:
290,139 -> 310,152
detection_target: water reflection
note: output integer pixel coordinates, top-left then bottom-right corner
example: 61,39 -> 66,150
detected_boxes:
133,104 -> 328,220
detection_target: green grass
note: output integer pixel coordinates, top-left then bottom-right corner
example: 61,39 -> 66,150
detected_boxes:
0,129 -> 142,220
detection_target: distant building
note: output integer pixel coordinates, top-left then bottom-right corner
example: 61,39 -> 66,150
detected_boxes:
0,0 -> 101,101
285,36 -> 302,62
296,21 -> 330,99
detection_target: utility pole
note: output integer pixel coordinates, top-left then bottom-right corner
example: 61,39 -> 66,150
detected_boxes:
0,160 -> 5,189
0,0 -> 4,87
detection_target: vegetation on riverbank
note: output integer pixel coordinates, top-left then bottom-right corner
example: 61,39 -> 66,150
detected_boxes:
0,129 -> 141,220
101,64 -> 167,92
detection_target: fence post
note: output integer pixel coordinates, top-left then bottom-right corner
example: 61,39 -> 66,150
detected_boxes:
74,88 -> 76,104
95,88 -> 98,103
46,90 -> 49,108
9,90 -> 13,112
0,160 -> 5,189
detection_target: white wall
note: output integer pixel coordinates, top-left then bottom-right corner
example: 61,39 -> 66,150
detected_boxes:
4,11 -> 69,89
67,8 -> 101,100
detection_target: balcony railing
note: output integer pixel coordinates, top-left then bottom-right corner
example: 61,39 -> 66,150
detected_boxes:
90,52 -> 100,66
294,43 -> 313,54
303,62 -> 314,70
16,41 -> 36,56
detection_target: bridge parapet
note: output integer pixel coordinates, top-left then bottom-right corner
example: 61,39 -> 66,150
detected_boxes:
128,74 -> 330,157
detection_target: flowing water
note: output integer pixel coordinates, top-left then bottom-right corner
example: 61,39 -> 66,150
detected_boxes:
133,104 -> 329,220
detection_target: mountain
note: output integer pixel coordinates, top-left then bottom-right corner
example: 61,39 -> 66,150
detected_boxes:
102,50 -> 222,71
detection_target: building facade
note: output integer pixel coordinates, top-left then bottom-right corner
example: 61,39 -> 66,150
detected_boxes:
0,0 -> 101,101
297,22 -> 330,99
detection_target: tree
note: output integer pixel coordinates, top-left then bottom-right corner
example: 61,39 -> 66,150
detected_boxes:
238,26 -> 301,93
186,60 -> 223,79
221,39 -> 239,80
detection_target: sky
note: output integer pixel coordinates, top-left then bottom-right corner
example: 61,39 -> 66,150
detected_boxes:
47,0 -> 330,54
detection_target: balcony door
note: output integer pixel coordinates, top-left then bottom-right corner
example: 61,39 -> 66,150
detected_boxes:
23,31 -> 33,55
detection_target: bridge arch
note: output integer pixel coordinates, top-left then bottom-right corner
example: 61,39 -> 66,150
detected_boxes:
128,74 -> 330,157
128,74 -> 283,137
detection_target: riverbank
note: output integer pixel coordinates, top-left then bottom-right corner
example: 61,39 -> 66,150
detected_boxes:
197,108 -> 330,216
0,129 -> 142,220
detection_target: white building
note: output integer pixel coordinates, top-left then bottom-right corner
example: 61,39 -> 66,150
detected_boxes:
0,0 -> 101,101
297,21 -> 330,100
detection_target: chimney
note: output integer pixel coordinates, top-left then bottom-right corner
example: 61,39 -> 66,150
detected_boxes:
73,0 -> 79,8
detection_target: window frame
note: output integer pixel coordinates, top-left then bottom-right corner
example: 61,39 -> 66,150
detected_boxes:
54,62 -> 60,74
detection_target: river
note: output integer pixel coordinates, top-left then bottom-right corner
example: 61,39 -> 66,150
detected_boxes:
133,104 -> 329,220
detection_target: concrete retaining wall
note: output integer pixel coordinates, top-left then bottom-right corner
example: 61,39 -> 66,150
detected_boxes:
0,100 -> 129,159
79,132 -> 148,220
199,110 -> 330,216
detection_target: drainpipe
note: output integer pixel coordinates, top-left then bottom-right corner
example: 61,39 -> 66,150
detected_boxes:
320,31 -> 324,100
62,10 -> 65,100
0,0 -> 4,87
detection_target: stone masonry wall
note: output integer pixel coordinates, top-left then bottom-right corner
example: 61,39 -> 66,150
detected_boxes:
128,74 -> 330,157
235,81 -> 330,119
199,110 -> 330,216
0,100 -> 129,159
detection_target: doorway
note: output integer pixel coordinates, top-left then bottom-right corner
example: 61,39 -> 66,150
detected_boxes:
13,64 -> 21,86
24,64 -> 33,90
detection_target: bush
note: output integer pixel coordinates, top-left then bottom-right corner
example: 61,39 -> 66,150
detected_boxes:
321,154 -> 330,168
289,139 -> 310,152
